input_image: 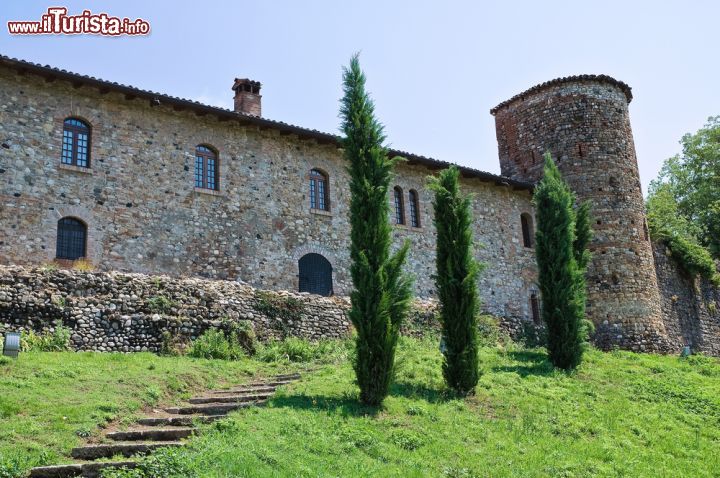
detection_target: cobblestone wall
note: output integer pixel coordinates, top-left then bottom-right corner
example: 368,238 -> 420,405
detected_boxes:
0,266 -> 541,352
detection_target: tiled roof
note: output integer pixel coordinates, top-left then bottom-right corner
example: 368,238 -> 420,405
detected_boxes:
490,74 -> 633,115
0,54 -> 533,192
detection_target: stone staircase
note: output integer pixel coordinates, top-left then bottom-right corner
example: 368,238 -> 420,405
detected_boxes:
29,373 -> 301,478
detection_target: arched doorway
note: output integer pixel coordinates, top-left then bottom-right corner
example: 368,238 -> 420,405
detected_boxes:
298,253 -> 333,296
56,217 -> 87,260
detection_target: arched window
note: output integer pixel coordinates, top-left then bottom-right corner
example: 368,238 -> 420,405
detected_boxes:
521,213 -> 534,248
309,169 -> 329,211
56,217 -> 87,260
298,253 -> 333,296
195,145 -> 219,190
393,186 -> 405,225
409,190 -> 421,228
530,293 -> 540,324
61,118 -> 91,168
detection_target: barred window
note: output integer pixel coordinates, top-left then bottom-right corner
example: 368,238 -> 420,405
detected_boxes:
56,217 -> 87,260
521,213 -> 534,248
309,169 -> 329,211
61,118 -> 91,168
393,186 -> 405,225
195,145 -> 219,190
530,293 -> 541,324
409,190 -> 420,228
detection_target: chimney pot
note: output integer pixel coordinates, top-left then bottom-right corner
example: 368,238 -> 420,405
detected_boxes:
232,78 -> 262,116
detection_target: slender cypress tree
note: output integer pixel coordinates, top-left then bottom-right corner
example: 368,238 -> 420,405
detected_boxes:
534,153 -> 590,370
429,166 -> 483,394
340,54 -> 413,406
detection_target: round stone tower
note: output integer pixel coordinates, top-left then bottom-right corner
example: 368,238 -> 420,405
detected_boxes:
491,75 -> 668,351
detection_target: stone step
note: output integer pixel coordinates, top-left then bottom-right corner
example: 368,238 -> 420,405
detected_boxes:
272,373 -> 301,380
209,385 -> 277,395
71,441 -> 183,460
106,427 -> 195,441
164,400 -> 262,416
136,414 -> 223,427
29,461 -> 137,478
188,392 -> 272,404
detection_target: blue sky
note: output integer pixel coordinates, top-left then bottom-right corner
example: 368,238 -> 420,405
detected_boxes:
2,1 -> 718,194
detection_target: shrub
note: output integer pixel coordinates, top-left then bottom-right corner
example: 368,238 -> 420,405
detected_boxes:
222,319 -> 257,355
188,329 -> 244,361
256,337 -> 349,364
158,331 -> 189,357
476,314 -> 503,348
0,356 -> 12,366
146,295 -> 176,314
20,323 -> 71,352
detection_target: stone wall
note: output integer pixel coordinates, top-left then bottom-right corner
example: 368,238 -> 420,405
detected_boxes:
492,76 -> 667,351
0,266 -> 542,353
652,242 -> 720,356
0,65 -> 538,322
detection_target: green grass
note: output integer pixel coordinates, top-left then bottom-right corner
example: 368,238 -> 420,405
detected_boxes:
0,350 -> 306,475
2,338 -> 719,477
119,337 -> 719,478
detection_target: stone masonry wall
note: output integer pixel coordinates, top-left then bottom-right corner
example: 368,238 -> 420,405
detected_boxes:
492,78 -> 668,352
0,66 -> 539,322
0,266 -> 540,352
652,242 -> 720,356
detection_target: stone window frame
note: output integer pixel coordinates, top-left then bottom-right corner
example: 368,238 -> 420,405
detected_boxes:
194,144 -> 220,191
308,168 -> 330,213
55,114 -> 99,173
521,212 -> 534,248
393,186 -> 405,225
408,189 -> 421,228
44,205 -> 102,266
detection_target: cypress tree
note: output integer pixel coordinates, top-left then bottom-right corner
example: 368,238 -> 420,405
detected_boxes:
534,154 -> 590,370
340,54 -> 413,406
429,166 -> 483,395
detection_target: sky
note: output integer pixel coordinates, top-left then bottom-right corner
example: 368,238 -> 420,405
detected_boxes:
1,0 -> 718,195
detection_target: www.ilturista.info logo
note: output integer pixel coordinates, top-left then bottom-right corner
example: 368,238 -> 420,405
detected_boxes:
7,7 -> 150,36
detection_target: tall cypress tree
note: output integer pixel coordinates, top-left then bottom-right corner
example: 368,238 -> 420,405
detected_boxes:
534,153 -> 590,370
340,54 -> 413,406
430,166 -> 483,394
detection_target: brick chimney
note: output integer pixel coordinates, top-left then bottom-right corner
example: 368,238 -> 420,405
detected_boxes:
232,78 -> 262,116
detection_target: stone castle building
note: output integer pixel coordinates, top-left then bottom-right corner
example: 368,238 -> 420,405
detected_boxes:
1,55 -> 718,353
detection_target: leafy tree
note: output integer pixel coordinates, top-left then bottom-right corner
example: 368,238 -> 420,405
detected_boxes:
647,183 -> 719,285
534,154 -> 591,370
340,54 -> 413,406
649,116 -> 720,258
429,166 -> 484,395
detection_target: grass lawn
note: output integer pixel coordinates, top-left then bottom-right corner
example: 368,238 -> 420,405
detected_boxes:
132,337 -> 719,478
0,350 -> 305,475
2,337 -> 719,478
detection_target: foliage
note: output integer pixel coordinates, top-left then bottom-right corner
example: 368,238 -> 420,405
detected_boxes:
254,291 -> 305,338
112,338 -> 720,477
188,329 -> 245,361
429,166 -> 484,394
20,323 -> 71,352
222,319 -> 257,355
533,154 -> 591,370
340,54 -> 413,405
476,314 -> 505,348
71,259 -> 94,272
158,331 -> 189,357
146,295 -> 176,314
0,456 -> 24,478
101,448 -> 195,478
256,337 -> 350,364
649,116 -> 720,258
647,183 -> 720,285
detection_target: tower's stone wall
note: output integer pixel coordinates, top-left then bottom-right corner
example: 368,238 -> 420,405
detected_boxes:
492,77 -> 669,351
